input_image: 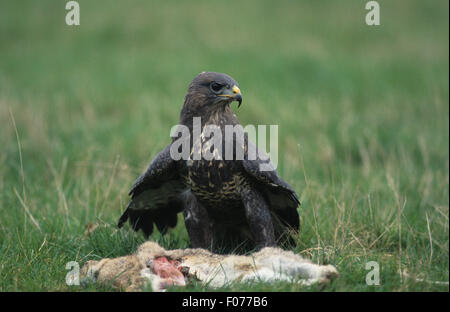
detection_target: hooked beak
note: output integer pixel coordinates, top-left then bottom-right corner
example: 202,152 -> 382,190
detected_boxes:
218,85 -> 242,108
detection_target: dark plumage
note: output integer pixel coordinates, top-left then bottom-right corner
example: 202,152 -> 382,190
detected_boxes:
118,72 -> 300,251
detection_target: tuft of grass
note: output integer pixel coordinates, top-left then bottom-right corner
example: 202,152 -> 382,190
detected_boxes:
0,0 -> 448,291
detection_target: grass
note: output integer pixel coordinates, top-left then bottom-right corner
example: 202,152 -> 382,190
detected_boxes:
0,0 -> 448,292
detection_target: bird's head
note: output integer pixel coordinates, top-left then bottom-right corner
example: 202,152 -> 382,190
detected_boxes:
182,72 -> 242,114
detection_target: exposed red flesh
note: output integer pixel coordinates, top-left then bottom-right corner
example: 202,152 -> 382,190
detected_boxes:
152,256 -> 186,288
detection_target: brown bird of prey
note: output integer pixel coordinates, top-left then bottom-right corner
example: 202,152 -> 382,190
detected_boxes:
118,72 -> 300,251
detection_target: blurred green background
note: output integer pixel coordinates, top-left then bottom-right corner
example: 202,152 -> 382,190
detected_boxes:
0,0 -> 448,291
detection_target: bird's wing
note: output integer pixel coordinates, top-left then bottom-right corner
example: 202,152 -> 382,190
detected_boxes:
118,144 -> 187,237
242,140 -> 300,233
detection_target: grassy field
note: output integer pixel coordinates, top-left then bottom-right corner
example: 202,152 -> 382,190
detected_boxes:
0,0 -> 448,292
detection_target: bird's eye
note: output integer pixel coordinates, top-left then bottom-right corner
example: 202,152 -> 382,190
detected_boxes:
210,82 -> 222,92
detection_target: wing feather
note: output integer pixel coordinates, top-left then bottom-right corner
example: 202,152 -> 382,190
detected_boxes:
242,140 -> 300,233
118,144 -> 186,237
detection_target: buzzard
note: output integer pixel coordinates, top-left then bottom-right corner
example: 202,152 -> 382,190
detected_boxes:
118,72 -> 300,251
